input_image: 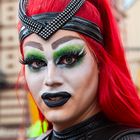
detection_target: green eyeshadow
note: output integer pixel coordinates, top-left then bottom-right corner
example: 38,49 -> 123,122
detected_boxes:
24,50 -> 47,72
53,44 -> 85,68
53,44 -> 84,61
25,50 -> 46,60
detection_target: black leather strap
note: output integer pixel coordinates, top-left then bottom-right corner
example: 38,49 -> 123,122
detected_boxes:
19,13 -> 103,44
19,0 -> 87,41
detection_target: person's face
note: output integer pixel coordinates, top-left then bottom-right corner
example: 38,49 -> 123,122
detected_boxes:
23,30 -> 100,131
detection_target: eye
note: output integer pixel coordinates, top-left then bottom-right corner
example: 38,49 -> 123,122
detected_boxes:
30,60 -> 47,70
20,58 -> 47,71
59,55 -> 77,65
54,49 -> 86,67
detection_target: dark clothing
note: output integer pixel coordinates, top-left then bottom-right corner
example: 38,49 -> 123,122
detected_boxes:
29,112 -> 140,140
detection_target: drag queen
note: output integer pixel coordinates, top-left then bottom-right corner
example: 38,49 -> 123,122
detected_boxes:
18,0 -> 140,139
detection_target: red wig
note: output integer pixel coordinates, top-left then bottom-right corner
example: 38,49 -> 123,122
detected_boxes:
18,0 -> 140,128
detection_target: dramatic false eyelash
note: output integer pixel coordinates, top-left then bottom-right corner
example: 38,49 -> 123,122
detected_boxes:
69,49 -> 86,57
19,57 -> 46,65
55,48 -> 86,57
59,49 -> 86,60
55,49 -> 86,64
19,49 -> 86,66
19,58 -> 27,65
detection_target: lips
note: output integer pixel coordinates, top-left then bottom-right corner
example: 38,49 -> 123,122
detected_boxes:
41,92 -> 71,107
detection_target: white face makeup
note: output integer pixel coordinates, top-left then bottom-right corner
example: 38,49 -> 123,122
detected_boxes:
22,30 -> 100,131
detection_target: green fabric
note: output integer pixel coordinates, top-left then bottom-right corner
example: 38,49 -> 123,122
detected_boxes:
27,120 -> 48,138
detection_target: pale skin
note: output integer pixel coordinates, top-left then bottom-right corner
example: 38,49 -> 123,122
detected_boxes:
22,30 -> 100,131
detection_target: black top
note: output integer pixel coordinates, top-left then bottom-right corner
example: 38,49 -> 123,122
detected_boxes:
29,112 -> 140,140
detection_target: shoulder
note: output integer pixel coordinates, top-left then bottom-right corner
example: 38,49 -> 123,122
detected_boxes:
112,128 -> 140,140
118,134 -> 140,140
97,119 -> 140,140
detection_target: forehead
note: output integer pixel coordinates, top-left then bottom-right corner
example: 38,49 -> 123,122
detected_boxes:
22,30 -> 83,50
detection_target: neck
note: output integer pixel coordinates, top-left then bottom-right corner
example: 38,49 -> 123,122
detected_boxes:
53,102 -> 101,132
51,112 -> 108,140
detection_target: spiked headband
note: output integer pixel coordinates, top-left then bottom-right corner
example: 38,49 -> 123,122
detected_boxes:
19,0 -> 103,44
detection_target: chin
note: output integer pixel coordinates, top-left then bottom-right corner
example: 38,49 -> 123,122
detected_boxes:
45,107 -> 83,128
44,108 -> 70,123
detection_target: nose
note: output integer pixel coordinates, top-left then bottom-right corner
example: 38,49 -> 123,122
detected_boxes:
44,62 -> 63,87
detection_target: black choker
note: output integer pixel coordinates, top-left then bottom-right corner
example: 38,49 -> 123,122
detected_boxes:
19,0 -> 103,44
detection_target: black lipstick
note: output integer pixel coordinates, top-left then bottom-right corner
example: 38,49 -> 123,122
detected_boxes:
41,92 -> 71,107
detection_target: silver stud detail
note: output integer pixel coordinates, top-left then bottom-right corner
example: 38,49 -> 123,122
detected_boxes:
19,0 -> 85,40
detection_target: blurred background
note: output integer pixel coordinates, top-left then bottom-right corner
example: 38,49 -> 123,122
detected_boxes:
0,0 -> 140,139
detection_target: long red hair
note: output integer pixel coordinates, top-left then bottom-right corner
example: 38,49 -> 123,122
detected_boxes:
19,0 -> 140,128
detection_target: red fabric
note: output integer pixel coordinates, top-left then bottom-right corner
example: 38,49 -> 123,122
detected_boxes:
19,0 -> 140,128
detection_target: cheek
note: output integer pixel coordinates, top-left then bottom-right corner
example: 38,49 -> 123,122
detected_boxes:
71,65 -> 99,103
70,61 -> 99,113
25,67 -> 45,97
63,57 -> 98,92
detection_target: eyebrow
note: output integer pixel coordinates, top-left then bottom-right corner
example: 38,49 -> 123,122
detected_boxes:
52,36 -> 81,50
24,41 -> 43,50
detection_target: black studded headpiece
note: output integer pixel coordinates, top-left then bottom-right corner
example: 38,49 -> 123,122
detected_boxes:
19,0 -> 103,44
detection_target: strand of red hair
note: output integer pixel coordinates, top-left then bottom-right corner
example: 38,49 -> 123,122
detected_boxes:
87,0 -> 140,127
